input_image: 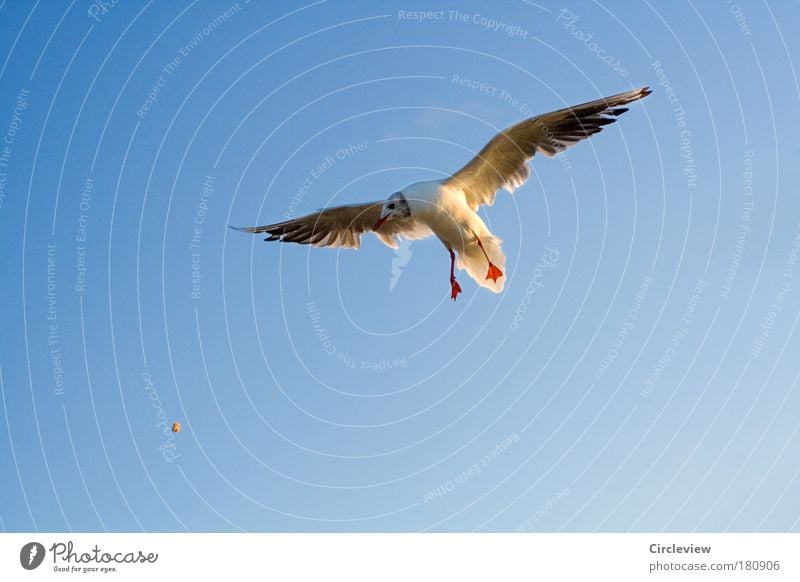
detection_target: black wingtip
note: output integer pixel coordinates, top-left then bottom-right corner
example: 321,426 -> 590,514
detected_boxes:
229,225 -> 246,232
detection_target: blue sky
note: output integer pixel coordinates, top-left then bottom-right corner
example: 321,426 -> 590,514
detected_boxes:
1,0 -> 800,532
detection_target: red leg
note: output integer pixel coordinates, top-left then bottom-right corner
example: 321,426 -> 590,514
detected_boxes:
473,234 -> 503,282
448,248 -> 462,300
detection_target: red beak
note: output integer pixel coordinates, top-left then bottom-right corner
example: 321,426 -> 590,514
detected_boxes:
373,215 -> 389,230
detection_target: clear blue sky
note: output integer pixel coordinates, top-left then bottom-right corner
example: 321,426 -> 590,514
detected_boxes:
1,0 -> 799,532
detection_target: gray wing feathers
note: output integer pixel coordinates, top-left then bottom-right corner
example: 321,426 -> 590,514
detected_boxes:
445,87 -> 651,209
231,201 -> 430,249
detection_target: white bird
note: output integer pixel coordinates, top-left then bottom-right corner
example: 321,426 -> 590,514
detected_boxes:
233,87 -> 651,300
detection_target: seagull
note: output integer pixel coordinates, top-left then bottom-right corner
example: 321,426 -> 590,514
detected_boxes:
233,87 -> 650,300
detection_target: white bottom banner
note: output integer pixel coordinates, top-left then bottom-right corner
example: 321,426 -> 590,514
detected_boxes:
1,533 -> 796,581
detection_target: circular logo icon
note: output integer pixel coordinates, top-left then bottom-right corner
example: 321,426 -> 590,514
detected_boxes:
20,542 -> 45,570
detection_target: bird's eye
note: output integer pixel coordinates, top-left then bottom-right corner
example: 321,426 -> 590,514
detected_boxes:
388,203 -> 395,209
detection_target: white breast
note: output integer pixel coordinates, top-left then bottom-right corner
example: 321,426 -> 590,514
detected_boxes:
421,182 -> 487,252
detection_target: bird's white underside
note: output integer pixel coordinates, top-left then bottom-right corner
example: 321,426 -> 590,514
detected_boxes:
235,87 -> 651,295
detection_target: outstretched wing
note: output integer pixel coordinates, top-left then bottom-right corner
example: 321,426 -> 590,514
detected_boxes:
231,201 -> 431,250
445,87 -> 651,210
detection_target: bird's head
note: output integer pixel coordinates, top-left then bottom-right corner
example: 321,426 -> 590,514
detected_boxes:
373,191 -> 410,230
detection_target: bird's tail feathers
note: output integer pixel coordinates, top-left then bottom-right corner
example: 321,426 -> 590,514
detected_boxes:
457,234 -> 506,293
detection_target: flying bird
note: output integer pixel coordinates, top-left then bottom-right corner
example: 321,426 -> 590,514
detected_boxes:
233,87 -> 650,300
